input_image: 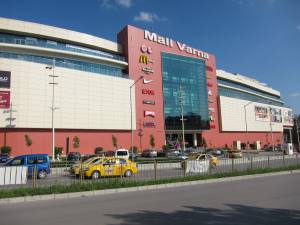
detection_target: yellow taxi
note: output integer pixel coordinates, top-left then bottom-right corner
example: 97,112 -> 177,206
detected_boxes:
84,157 -> 138,179
70,156 -> 103,177
191,154 -> 219,167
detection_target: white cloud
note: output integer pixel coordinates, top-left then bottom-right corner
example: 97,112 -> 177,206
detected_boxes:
116,0 -> 132,8
297,25 -> 300,30
101,0 -> 133,9
289,92 -> 300,97
133,11 -> 167,23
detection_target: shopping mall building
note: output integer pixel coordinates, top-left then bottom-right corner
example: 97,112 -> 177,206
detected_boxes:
0,18 -> 294,156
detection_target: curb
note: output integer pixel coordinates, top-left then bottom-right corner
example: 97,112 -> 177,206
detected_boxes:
1,170 -> 299,204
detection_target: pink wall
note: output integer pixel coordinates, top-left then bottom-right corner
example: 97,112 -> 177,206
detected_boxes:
0,128 -> 133,156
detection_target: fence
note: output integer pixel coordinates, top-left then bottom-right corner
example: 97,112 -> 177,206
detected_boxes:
0,154 -> 299,190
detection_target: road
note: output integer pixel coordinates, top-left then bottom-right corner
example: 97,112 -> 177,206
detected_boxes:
1,173 -> 299,225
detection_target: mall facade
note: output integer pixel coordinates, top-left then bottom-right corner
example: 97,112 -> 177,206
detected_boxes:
0,18 -> 294,156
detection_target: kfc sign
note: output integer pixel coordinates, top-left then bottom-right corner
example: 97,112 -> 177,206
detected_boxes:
142,89 -> 155,95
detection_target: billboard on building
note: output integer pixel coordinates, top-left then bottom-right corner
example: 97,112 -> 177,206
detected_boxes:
283,109 -> 293,125
0,91 -> 10,108
255,106 -> 269,122
270,107 -> 282,123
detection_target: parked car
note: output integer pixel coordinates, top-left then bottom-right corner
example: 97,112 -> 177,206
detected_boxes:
141,149 -> 157,157
4,154 -> 51,179
83,157 -> 138,179
181,153 -> 219,168
70,156 -> 104,177
226,150 -> 243,158
67,152 -> 81,161
206,148 -> 224,156
0,153 -> 10,163
103,149 -> 130,159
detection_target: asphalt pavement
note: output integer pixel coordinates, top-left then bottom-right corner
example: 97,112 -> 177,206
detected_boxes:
0,172 -> 299,225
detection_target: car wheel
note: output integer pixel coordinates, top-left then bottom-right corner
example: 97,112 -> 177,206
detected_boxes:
124,170 -> 132,177
37,170 -> 47,179
91,171 -> 100,179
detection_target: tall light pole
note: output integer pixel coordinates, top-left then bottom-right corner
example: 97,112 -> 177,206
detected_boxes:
130,76 -> 143,161
244,101 -> 254,150
268,106 -> 275,151
295,116 -> 300,152
179,85 -> 186,152
45,58 -> 59,161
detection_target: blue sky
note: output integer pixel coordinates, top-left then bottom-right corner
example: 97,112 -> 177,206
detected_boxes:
1,0 -> 300,113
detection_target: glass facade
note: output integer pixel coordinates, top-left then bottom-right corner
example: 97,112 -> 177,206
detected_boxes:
0,52 -> 127,78
162,52 -> 209,131
217,78 -> 281,101
0,33 -> 126,62
218,86 -> 284,107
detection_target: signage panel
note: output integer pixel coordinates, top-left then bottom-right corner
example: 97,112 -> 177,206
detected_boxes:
142,89 -> 155,95
255,106 -> 269,122
270,107 -> 282,123
144,110 -> 155,118
143,100 -> 155,105
0,91 -> 10,109
143,122 -> 156,128
0,71 -> 11,88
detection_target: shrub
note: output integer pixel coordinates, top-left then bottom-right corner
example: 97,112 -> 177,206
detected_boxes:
55,147 -> 63,156
241,143 -> 246,149
0,146 -> 12,155
95,147 -> 103,155
150,134 -> 155,149
162,144 -> 170,151
129,146 -> 138,153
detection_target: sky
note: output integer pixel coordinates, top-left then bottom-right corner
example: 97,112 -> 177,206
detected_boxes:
1,0 -> 300,113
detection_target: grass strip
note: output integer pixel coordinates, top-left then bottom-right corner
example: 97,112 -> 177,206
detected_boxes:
0,165 -> 299,199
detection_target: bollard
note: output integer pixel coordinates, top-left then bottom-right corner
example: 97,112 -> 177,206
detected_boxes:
154,159 -> 157,181
268,156 -> 270,168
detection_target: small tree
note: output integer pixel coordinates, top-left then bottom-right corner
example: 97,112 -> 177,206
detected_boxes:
112,135 -> 118,149
55,147 -> 63,159
24,134 -> 32,153
0,146 -> 12,155
73,136 -> 80,150
150,134 -> 155,149
95,147 -> 103,155
130,146 -> 138,153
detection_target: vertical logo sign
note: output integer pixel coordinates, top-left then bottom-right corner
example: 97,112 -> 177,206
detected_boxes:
0,91 -> 10,109
0,71 -> 11,88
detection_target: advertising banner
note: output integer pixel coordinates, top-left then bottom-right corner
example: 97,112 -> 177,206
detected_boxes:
186,160 -> 209,173
270,107 -> 282,123
255,106 -> 269,122
0,71 -> 11,88
0,91 -> 10,108
283,109 -> 293,125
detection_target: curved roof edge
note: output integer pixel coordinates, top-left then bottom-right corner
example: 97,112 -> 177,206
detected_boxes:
0,17 -> 123,54
217,69 -> 280,97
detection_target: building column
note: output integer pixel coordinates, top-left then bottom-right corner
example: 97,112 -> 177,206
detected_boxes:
193,133 -> 197,147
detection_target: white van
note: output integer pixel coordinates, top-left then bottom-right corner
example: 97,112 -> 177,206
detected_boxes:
115,149 -> 129,159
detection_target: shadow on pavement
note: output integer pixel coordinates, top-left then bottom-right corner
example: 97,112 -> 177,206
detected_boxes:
107,204 -> 300,225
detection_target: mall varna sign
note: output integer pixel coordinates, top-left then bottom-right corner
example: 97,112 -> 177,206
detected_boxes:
144,30 -> 209,60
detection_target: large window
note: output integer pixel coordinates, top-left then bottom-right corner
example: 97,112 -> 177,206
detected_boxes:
0,52 -> 127,78
218,86 -> 284,107
0,33 -> 125,62
162,52 -> 209,131
217,78 -> 282,101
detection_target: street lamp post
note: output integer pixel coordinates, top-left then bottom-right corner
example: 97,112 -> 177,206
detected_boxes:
243,101 -> 254,151
268,106 -> 275,151
179,85 -> 186,152
130,76 -> 143,161
46,59 -> 58,161
296,117 -> 300,152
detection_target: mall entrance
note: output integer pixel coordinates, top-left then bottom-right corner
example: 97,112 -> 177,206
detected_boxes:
165,132 -> 203,148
